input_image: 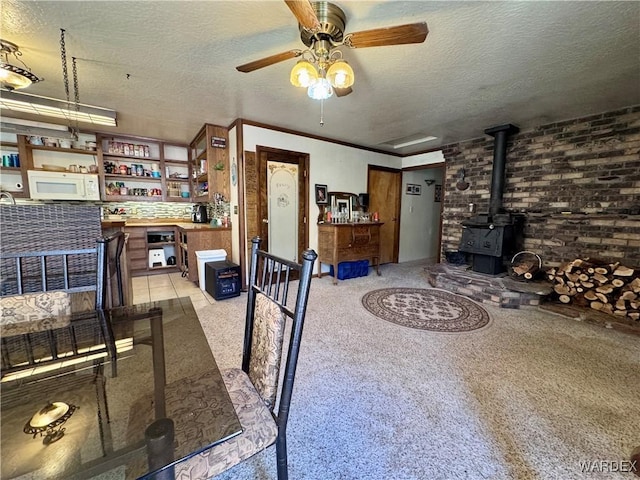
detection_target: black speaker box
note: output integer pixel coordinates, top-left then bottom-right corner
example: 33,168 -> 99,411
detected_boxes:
358,193 -> 369,208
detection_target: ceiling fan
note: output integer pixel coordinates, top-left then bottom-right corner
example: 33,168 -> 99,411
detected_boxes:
236,0 -> 429,99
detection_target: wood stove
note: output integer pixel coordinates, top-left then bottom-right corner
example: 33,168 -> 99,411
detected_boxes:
459,124 -> 523,275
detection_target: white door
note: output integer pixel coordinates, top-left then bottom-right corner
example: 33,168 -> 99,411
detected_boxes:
267,161 -> 299,262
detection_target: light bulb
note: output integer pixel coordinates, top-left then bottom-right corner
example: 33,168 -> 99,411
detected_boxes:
290,61 -> 318,88
327,60 -> 354,89
308,77 -> 333,100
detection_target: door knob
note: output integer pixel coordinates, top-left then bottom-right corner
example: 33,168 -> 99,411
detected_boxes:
262,218 -> 269,224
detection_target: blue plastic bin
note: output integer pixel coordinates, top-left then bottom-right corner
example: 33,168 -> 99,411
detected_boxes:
329,260 -> 369,280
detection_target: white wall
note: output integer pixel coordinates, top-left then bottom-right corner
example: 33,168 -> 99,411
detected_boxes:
228,125 -> 240,265
402,150 -> 445,168
241,125 -> 400,272
398,166 -> 444,263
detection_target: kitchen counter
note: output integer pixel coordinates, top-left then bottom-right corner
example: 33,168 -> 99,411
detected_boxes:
102,218 -> 232,280
102,217 -> 231,231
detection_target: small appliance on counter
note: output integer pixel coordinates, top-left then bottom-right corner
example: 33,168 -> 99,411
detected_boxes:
191,204 -> 208,223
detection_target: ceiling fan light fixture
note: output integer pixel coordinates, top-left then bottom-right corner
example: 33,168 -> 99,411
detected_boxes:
290,60 -> 318,88
326,60 -> 354,89
308,77 -> 333,100
0,39 -> 42,91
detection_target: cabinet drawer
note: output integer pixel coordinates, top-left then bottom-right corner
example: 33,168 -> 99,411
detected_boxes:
130,258 -> 148,271
337,246 -> 377,260
128,238 -> 146,250
128,248 -> 148,260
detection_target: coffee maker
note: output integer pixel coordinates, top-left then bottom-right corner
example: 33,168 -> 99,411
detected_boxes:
191,204 -> 208,223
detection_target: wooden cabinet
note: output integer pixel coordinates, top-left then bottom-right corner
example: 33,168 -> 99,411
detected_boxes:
98,134 -> 190,202
317,223 -> 383,284
6,133 -> 190,203
125,226 -> 180,276
179,227 -> 232,284
14,133 -> 99,199
189,124 -> 229,202
0,133 -> 28,198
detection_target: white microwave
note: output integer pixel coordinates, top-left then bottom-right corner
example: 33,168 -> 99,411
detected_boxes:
27,170 -> 101,201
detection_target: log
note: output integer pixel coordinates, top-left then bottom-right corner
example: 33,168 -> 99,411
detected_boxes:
629,278 -> 640,293
596,285 -> 614,295
620,291 -> 638,301
559,294 -> 571,304
581,281 -> 595,289
613,265 -> 635,277
593,273 -> 609,284
595,292 -> 609,303
566,272 -> 580,283
591,301 -> 605,311
594,267 -> 609,275
554,284 -> 571,296
584,291 -> 598,301
611,278 -> 625,288
563,259 -> 584,272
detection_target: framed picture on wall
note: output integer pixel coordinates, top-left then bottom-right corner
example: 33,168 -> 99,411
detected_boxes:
315,184 -> 328,204
406,184 -> 422,195
434,184 -> 442,202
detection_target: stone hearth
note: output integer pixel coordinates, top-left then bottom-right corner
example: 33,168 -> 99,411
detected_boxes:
425,264 -> 552,309
426,264 -> 640,335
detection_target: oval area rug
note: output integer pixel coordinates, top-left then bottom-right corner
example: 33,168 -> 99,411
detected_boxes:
362,288 -> 490,332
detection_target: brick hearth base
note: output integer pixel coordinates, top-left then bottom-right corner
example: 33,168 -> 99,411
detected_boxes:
426,264 -> 640,335
425,264 -> 552,309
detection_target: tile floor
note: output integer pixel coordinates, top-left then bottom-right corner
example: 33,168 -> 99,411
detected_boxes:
131,272 -> 218,307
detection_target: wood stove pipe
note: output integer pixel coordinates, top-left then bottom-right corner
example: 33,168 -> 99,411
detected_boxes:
484,123 -> 519,218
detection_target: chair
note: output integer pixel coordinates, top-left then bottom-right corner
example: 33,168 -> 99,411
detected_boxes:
175,237 -> 317,480
0,232 -> 125,377
96,231 -> 125,309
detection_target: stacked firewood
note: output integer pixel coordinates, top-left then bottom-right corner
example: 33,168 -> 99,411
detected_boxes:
510,251 -> 542,280
546,258 -> 640,321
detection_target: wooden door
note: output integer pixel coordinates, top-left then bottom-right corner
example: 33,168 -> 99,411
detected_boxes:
368,166 -> 401,264
256,146 -> 309,263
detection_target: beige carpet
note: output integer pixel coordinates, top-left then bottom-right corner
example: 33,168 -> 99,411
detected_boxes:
190,261 -> 640,480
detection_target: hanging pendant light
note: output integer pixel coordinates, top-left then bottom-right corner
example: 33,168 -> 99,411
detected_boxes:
290,60 -> 318,88
326,60 -> 354,89
308,77 -> 333,100
0,39 -> 42,91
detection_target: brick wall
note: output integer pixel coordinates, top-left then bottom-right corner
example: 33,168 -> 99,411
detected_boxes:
441,105 -> 640,267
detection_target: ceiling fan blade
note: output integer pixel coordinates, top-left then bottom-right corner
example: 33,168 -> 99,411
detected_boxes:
284,0 -> 321,31
344,22 -> 429,48
236,50 -> 302,73
335,87 -> 353,97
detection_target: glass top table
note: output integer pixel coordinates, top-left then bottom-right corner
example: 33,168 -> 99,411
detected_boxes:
1,297 -> 242,479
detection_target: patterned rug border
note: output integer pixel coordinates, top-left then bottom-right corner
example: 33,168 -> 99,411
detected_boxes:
361,287 -> 491,333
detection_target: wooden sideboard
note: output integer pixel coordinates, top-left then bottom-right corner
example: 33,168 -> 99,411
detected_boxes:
317,222 -> 383,284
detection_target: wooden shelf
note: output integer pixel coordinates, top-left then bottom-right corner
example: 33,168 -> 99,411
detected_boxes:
102,152 -> 160,162
27,145 -> 96,155
105,173 -> 162,181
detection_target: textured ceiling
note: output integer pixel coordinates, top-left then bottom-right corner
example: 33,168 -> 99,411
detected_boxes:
2,1 -> 639,155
